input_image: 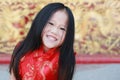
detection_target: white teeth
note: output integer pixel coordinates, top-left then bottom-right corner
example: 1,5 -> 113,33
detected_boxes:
47,35 -> 57,41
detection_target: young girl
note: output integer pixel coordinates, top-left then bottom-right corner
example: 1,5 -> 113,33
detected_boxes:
9,2 -> 75,80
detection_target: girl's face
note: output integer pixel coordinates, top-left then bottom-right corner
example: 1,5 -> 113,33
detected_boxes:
42,10 -> 68,51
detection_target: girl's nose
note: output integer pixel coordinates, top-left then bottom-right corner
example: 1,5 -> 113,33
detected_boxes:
51,26 -> 58,34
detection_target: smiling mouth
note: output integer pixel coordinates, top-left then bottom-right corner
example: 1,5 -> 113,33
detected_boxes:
46,34 -> 57,41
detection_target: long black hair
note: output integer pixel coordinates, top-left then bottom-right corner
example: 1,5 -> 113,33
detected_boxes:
9,2 -> 75,80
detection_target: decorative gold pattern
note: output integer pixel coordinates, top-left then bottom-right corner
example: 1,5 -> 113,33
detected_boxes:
23,64 -> 35,80
19,48 -> 59,80
0,0 -> 120,55
40,61 -> 53,80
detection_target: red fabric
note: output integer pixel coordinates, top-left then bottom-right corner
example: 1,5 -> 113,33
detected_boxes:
19,46 -> 59,80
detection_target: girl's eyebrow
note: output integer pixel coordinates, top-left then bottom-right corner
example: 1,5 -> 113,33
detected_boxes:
48,19 -> 54,22
49,20 -> 67,28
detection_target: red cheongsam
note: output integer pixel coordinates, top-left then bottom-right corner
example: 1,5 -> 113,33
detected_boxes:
19,46 -> 59,80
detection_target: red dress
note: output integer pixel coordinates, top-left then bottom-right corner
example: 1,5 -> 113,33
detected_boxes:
19,46 -> 59,80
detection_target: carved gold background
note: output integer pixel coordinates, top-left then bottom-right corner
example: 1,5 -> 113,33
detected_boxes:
0,0 -> 120,54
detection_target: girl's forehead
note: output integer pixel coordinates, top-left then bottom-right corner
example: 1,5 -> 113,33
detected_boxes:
50,9 -> 68,19
49,10 -> 68,25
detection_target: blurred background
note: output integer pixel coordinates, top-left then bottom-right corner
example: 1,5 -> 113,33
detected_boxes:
0,0 -> 120,80
0,0 -> 120,55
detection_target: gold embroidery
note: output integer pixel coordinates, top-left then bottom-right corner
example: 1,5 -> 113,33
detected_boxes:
40,61 -> 53,80
20,56 -> 25,62
23,64 -> 35,80
34,52 -> 39,57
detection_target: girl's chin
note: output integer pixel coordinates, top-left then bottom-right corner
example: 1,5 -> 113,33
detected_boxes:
43,42 -> 57,48
43,45 -> 55,50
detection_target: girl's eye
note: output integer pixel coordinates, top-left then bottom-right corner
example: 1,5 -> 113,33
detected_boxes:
60,27 -> 66,31
48,22 -> 54,25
